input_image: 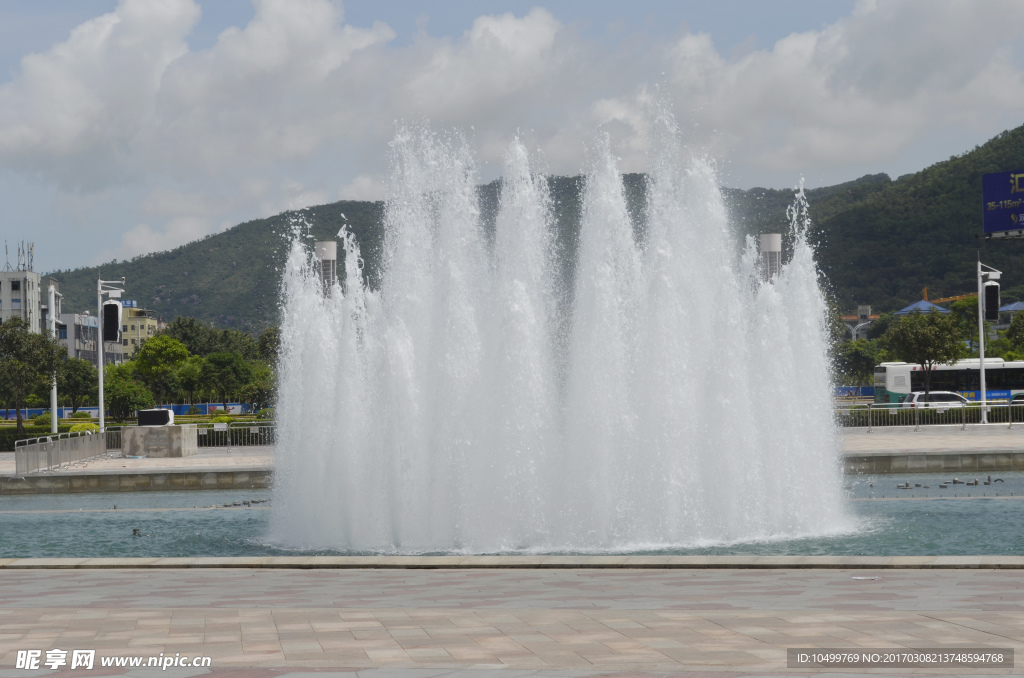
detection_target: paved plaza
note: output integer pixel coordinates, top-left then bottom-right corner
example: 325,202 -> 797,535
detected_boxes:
0,566 -> 1022,676
4,424 -> 1024,482
843,425 -> 1024,456
0,448 -> 273,477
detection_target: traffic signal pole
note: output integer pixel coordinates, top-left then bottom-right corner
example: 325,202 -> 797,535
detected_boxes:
977,260 -> 1002,425
97,276 -> 125,432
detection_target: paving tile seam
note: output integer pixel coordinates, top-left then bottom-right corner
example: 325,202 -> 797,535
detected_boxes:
1,557 -> 1024,569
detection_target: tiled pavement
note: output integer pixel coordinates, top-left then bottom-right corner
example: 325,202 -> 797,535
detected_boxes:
1,568 -> 1022,676
842,425 -> 1024,455
0,449 -> 273,477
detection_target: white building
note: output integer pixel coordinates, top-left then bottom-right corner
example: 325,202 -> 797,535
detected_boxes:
57,312 -> 123,367
0,242 -> 44,332
0,270 -> 43,332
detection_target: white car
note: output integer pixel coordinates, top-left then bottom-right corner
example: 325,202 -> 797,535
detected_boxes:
902,391 -> 969,408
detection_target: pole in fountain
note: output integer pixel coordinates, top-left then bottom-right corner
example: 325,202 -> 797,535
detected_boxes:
314,241 -> 337,295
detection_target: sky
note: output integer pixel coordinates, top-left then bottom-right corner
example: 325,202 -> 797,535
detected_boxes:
1,0 -> 1023,272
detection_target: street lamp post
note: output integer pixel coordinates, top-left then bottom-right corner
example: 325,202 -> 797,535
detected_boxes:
48,282 -> 61,434
97,276 -> 125,432
977,261 -> 1001,424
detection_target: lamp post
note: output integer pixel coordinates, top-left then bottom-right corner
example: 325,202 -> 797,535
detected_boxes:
977,261 -> 1001,424
97,276 -> 125,432
48,282 -> 62,434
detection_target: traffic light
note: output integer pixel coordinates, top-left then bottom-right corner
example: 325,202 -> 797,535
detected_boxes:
984,281 -> 1001,322
102,300 -> 121,341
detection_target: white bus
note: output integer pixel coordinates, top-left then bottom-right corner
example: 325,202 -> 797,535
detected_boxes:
873,358 -> 1024,404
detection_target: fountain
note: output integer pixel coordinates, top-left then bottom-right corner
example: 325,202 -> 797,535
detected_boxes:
269,113 -> 851,553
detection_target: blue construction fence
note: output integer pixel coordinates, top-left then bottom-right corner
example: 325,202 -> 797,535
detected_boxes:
834,386 -> 875,397
1,403 -> 252,420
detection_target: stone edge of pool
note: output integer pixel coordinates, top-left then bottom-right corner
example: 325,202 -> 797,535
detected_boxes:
0,556 -> 1022,569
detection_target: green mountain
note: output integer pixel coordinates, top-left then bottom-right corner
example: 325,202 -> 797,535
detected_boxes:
49,123 -> 1024,331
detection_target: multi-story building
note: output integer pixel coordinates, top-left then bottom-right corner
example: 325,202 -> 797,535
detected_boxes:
0,269 -> 42,332
57,312 -> 123,367
119,301 -> 162,359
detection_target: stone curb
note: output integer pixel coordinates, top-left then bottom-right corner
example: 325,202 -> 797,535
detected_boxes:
0,555 -> 1022,569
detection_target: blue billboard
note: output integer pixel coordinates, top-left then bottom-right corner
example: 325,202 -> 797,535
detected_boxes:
983,170 -> 1024,235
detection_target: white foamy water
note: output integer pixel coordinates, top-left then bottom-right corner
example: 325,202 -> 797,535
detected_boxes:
269,117 -> 850,553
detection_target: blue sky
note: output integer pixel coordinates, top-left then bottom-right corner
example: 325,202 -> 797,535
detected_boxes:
0,0 -> 1020,272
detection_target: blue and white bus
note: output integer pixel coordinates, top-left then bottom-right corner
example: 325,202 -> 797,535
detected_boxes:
874,358 -> 1024,404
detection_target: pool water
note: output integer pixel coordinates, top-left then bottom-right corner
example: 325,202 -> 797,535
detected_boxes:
1,476 -> 1023,558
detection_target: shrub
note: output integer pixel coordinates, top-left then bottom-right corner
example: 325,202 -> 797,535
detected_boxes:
70,423 -> 99,433
187,405 -> 201,415
0,425 -> 73,451
32,413 -> 51,428
210,415 -> 234,424
70,411 -> 93,419
255,408 -> 274,420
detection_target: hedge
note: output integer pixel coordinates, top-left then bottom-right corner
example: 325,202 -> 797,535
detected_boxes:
0,426 -> 74,452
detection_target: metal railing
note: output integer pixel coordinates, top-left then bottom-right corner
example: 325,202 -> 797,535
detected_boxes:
196,423 -> 276,449
835,402 -> 1024,431
14,430 -> 109,475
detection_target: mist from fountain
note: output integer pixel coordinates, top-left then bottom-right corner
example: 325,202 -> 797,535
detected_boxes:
269,116 -> 851,553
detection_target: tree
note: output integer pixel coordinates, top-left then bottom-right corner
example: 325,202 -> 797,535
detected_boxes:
948,297 -> 983,351
161,317 -> 214,356
160,316 -> 259,359
57,357 -> 98,414
202,352 -> 254,410
257,326 -> 280,365
834,339 -> 880,386
175,355 -> 206,405
240,362 -> 276,411
132,335 -> 189,405
881,310 -> 967,396
1006,312 -> 1024,350
0,318 -> 64,433
104,364 -> 154,422
866,312 -> 897,340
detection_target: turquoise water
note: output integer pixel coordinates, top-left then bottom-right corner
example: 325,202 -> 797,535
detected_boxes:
1,475 -> 1023,558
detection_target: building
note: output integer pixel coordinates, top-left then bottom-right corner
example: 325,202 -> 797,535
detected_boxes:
57,312 -> 123,367
119,301 -> 162,359
0,242 -> 43,332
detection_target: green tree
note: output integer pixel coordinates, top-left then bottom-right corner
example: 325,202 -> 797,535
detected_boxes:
834,339 -> 880,386
1006,312 -> 1024,351
866,313 -> 897,340
0,318 -> 64,433
948,297 -> 983,350
881,310 -> 967,396
160,316 -> 259,359
240,362 -> 276,411
161,317 -> 215,356
57,357 -> 98,414
257,326 -> 280,364
103,364 -> 154,422
132,335 -> 189,405
211,329 -> 258,361
175,355 -> 206,405
202,352 -> 254,410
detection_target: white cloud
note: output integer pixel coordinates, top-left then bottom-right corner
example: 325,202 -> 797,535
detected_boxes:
2,0 -> 1024,269
339,174 -> 383,201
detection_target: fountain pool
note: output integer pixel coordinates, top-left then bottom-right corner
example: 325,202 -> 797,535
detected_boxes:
1,479 -> 1023,558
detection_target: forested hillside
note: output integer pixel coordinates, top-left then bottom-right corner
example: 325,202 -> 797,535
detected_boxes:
49,123 -> 1024,331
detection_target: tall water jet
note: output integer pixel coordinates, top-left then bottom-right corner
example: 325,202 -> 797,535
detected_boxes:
270,119 -> 850,553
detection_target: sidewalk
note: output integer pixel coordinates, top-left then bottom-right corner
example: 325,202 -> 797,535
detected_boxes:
0,567 -> 1021,675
